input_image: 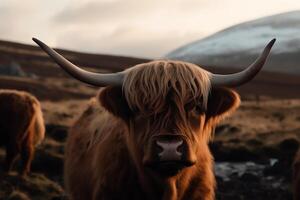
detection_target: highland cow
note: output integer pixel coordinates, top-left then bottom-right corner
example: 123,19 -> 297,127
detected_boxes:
34,38 -> 275,200
0,90 -> 45,176
294,149 -> 300,200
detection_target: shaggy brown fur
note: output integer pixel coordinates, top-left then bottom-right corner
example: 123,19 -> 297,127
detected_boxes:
65,60 -> 240,200
293,149 -> 300,200
0,89 -> 45,176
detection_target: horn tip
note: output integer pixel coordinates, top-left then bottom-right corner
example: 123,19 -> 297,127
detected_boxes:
32,37 -> 44,46
32,37 -> 38,43
32,37 -> 47,50
268,38 -> 276,47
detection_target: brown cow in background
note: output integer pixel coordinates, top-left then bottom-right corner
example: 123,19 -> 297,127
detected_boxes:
294,149 -> 300,200
34,38 -> 275,200
0,90 -> 45,176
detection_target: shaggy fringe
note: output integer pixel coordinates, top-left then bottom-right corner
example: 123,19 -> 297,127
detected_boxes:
123,60 -> 211,115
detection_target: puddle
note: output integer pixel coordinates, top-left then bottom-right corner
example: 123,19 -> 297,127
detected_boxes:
215,159 -> 278,181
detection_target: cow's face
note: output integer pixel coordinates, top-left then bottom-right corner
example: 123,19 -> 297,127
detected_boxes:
99,62 -> 240,177
128,88 -> 207,177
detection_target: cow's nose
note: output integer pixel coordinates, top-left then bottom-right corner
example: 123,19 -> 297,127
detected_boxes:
143,134 -> 196,171
155,137 -> 184,161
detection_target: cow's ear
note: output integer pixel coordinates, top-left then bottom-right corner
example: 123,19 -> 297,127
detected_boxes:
98,86 -> 131,121
206,87 -> 240,124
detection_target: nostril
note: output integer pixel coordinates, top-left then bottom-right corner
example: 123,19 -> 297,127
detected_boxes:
155,142 -> 164,154
177,143 -> 184,153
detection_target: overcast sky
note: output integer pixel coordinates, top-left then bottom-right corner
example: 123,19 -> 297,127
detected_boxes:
0,0 -> 300,58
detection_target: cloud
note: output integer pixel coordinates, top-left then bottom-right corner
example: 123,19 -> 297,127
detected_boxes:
53,0 -> 156,25
52,0 -> 212,28
1,0 -> 300,57
51,0 -> 210,57
0,0 -> 59,44
54,24 -> 206,58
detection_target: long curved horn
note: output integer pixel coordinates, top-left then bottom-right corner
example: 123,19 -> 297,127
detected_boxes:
32,38 -> 124,87
211,38 -> 276,87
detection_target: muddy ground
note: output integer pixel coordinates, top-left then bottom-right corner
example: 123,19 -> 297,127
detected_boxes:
0,97 -> 299,200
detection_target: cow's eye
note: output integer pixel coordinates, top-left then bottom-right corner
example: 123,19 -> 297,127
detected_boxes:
185,102 -> 194,112
193,105 -> 205,115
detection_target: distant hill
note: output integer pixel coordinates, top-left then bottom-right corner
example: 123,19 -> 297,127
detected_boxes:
0,39 -> 150,78
0,39 -> 298,99
167,10 -> 300,75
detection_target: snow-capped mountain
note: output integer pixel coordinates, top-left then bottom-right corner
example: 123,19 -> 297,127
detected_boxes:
166,11 -> 300,75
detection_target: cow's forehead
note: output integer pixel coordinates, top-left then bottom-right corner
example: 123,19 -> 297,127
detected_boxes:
122,60 -> 211,113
